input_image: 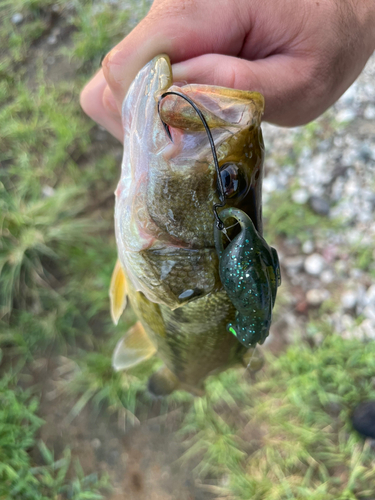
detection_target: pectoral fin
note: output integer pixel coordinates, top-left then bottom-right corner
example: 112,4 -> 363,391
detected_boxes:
110,259 -> 128,325
112,321 -> 157,371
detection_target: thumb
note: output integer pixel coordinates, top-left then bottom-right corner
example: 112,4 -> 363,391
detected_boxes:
172,53 -> 320,127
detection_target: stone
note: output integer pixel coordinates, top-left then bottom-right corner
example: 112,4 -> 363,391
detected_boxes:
263,176 -> 277,194
364,105 -> 375,120
365,284 -> 375,306
352,401 -> 375,439
309,196 -> 330,216
302,240 -> 314,254
360,319 -> 375,339
292,189 -> 309,205
359,143 -> 375,162
336,108 -> 356,123
341,290 -> 357,310
284,255 -> 304,275
304,253 -> 325,276
363,305 -> 375,322
91,438 -> 101,449
11,13 -> 23,24
42,185 -> 55,198
306,288 -> 330,306
321,269 -> 335,284
47,35 -> 57,45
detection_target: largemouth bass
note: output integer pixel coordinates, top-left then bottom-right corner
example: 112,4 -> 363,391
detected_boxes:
110,54 -> 274,395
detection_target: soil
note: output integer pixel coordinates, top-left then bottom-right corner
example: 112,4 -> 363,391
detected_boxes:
29,356 -> 218,500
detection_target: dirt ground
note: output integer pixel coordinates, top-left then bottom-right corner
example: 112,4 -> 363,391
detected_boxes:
28,355 -> 222,500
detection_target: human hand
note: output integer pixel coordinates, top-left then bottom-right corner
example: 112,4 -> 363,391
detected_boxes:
80,0 -> 375,141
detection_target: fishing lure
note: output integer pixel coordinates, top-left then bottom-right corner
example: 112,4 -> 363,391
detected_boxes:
158,91 -> 281,349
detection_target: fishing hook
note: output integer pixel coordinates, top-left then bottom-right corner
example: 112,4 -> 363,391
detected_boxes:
157,91 -> 226,230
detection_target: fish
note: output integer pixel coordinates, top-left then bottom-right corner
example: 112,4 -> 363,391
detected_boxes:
110,54 -> 272,396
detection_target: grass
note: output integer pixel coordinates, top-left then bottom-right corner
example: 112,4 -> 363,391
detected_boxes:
0,0 -> 151,496
0,374 -> 109,499
0,0 -> 374,498
178,333 -> 375,499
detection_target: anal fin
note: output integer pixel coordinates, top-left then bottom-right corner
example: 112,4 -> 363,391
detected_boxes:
112,321 -> 157,371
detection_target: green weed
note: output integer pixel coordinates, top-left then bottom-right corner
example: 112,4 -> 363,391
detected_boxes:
0,375 -> 109,500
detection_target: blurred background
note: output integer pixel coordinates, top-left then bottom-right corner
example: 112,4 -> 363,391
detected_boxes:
1,1 -> 375,499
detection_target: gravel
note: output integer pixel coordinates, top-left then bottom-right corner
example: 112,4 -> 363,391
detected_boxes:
263,51 -> 375,343
304,254 -> 326,276
306,288 -> 331,306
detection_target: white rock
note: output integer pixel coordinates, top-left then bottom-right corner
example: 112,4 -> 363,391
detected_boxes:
47,35 -> 57,45
11,13 -> 23,24
360,319 -> 375,339
363,305 -> 375,322
306,288 -> 330,306
263,176 -> 277,193
283,255 -> 304,274
364,105 -> 375,120
302,240 -> 314,254
91,438 -> 101,449
341,290 -> 357,310
321,269 -> 335,284
356,284 -> 368,313
292,189 -> 309,204
42,185 -> 55,198
350,268 -> 364,279
336,109 -> 356,123
304,253 -> 325,276
365,284 -> 375,306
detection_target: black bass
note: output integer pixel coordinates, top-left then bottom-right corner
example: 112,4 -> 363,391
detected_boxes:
110,54 -> 270,395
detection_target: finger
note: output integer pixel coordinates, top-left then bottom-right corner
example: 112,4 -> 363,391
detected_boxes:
80,70 -> 124,142
101,0 -> 246,113
172,53 -> 324,127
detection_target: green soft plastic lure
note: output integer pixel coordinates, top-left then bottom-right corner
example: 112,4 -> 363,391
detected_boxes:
214,208 -> 281,348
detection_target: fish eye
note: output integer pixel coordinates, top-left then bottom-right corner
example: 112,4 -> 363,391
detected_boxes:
219,163 -> 243,198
